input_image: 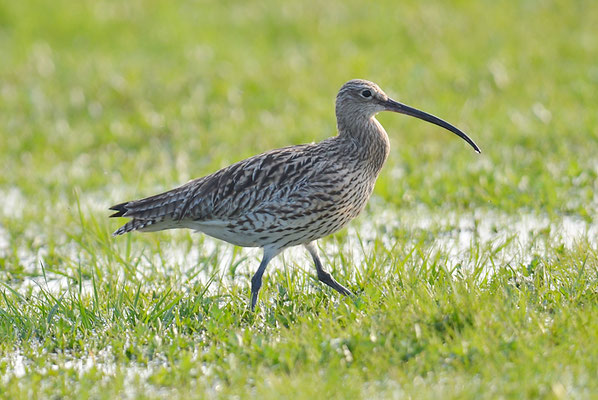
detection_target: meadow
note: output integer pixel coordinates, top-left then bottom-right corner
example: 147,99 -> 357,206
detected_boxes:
1,0 -> 597,398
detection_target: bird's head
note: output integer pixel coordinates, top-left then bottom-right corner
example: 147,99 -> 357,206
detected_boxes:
336,79 -> 480,153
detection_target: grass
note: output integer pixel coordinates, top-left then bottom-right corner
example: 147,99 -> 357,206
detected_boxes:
1,0 -> 597,398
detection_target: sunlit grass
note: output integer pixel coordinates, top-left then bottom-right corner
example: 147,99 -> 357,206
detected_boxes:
1,0 -> 598,398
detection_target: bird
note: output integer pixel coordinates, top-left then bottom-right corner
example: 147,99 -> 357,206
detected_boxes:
110,79 -> 480,310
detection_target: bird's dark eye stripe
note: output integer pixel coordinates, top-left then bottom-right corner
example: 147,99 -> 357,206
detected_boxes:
361,90 -> 372,98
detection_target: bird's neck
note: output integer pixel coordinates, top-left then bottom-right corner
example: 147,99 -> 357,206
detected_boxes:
337,115 -> 390,176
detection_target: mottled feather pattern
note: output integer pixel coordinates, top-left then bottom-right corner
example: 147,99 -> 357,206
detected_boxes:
111,132 -> 387,249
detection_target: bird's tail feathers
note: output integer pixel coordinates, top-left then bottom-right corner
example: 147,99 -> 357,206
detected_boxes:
109,185 -> 195,235
112,219 -> 155,236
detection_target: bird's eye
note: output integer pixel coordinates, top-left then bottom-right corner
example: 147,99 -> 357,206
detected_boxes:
361,90 -> 372,98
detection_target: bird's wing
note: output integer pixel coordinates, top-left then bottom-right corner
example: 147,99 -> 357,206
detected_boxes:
110,143 -> 335,231
178,143 -> 328,221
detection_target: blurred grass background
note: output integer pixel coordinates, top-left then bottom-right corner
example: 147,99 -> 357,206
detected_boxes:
1,0 -> 596,214
1,0 -> 597,398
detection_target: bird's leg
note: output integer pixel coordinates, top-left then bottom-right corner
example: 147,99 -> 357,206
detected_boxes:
250,259 -> 269,311
304,242 -> 353,296
250,247 -> 278,311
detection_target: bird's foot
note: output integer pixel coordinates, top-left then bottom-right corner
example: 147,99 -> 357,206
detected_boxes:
250,291 -> 259,311
318,271 -> 354,297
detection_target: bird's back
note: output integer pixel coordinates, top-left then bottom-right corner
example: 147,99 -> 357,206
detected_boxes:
111,135 -> 379,248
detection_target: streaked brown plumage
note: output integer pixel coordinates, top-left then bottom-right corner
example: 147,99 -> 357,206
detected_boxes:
110,79 -> 480,309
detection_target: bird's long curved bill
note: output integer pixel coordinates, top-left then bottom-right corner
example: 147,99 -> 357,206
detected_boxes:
386,99 -> 481,153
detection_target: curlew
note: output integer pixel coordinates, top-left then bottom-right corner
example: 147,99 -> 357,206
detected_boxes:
110,79 -> 480,310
